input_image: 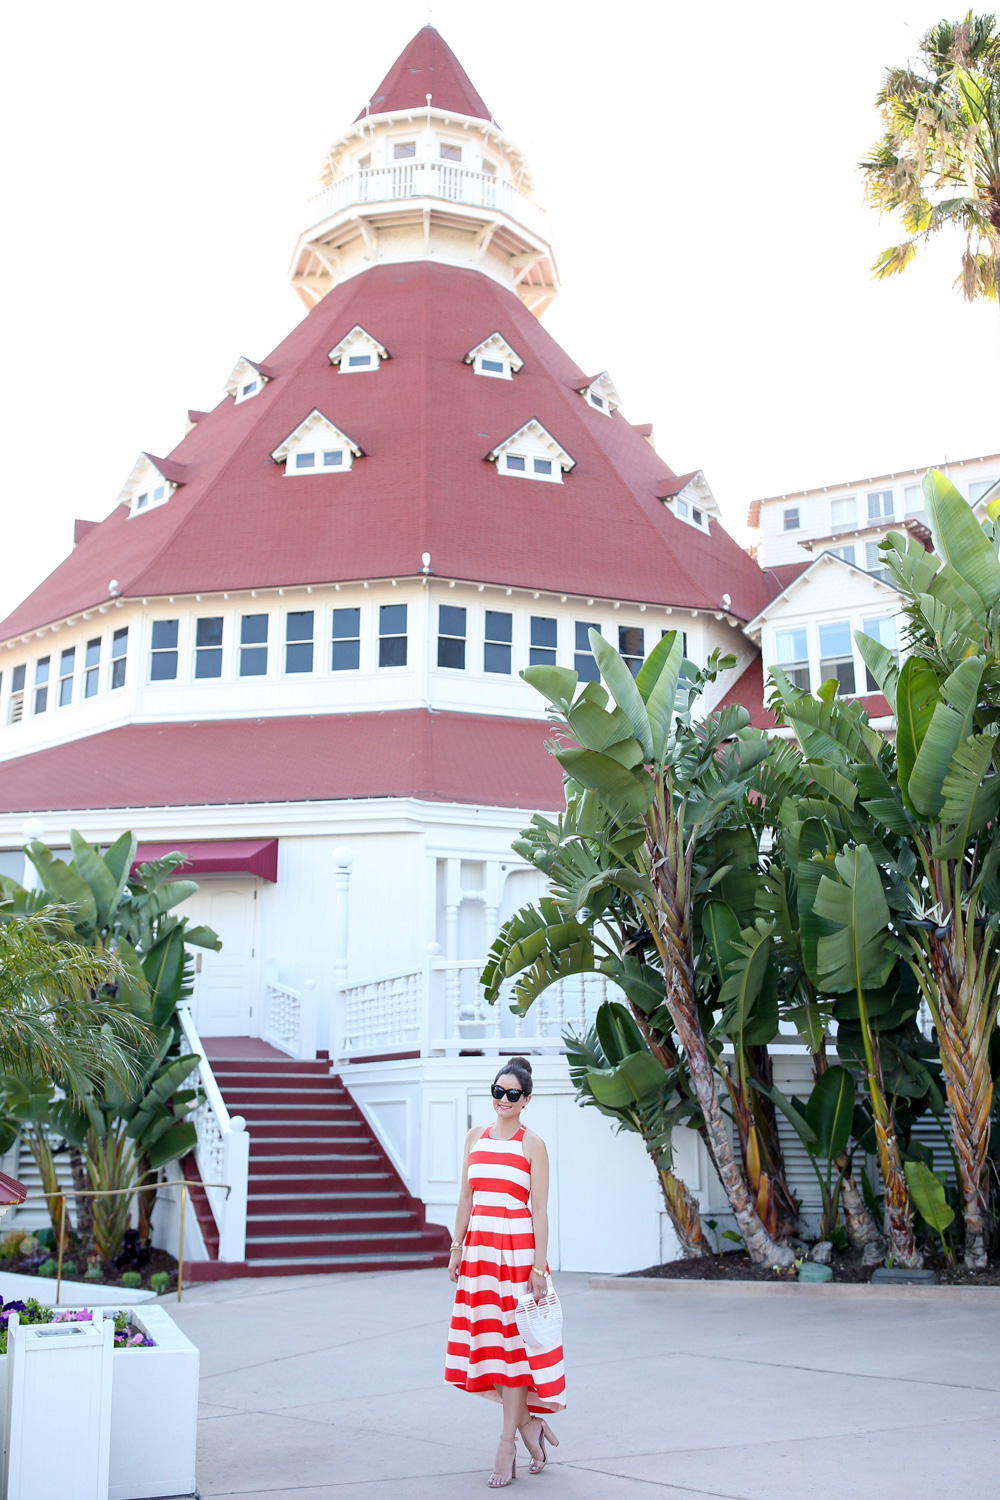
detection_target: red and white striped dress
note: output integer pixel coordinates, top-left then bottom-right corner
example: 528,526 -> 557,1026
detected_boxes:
445,1124 -> 566,1412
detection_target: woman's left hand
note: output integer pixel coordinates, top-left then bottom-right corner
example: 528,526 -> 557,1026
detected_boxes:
528,1270 -> 548,1302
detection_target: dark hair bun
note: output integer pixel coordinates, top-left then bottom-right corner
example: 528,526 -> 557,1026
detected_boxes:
495,1055 -> 533,1094
508,1056 -> 532,1075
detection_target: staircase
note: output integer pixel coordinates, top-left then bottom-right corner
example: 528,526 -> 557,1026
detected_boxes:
188,1057 -> 450,1278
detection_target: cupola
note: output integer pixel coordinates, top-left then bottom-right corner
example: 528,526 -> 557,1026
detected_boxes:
288,27 -> 558,318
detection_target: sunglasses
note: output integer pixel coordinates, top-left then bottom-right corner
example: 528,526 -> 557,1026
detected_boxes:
491,1085 -> 525,1103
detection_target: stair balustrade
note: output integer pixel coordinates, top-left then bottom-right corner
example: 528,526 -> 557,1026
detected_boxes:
303,161 -> 543,236
262,962 -> 318,1060
429,958 -> 618,1054
334,969 -> 423,1062
177,1006 -> 249,1261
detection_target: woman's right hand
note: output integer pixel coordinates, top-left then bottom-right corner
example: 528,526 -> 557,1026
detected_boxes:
448,1248 -> 462,1282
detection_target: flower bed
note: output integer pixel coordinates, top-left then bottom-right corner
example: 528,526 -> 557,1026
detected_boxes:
0,1299 -> 155,1352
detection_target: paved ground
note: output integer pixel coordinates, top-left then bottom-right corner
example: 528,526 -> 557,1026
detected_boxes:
163,1269 -> 1000,1500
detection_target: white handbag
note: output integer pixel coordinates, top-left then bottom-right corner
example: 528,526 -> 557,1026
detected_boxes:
515,1278 -> 563,1351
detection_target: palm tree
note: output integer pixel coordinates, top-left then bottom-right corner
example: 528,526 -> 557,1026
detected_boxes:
860,12 -> 1000,322
0,906 -> 147,1097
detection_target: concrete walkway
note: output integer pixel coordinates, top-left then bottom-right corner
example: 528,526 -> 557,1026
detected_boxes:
164,1269 -> 1000,1500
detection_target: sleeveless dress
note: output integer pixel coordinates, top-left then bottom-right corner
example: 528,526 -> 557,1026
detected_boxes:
445,1124 -> 566,1412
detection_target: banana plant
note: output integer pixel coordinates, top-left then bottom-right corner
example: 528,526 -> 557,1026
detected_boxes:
773,468 -> 1000,1269
486,635 -> 794,1267
757,1066 -> 858,1241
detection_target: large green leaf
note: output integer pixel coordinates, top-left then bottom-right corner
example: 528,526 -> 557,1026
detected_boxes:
565,699 -> 638,756
923,467 -> 1000,611
142,926 -> 187,1025
26,844 -> 97,930
183,924 -> 222,952
101,831 -> 138,902
716,924 -> 774,1044
636,630 -> 683,763
854,631 -> 899,711
589,629 -> 652,759
895,657 -> 941,814
934,732 -> 1000,858
146,1119 -> 198,1170
908,656 -> 984,818
586,1049 -> 666,1108
702,900 -> 741,988
813,845 -> 895,994
903,1159 -> 955,1233
554,747 -> 653,824
595,1001 -> 646,1067
69,831 -> 123,929
804,1065 -> 855,1161
521,665 -> 578,714
797,819 -> 837,985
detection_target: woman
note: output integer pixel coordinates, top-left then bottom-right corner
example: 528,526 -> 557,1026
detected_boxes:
445,1056 -> 565,1486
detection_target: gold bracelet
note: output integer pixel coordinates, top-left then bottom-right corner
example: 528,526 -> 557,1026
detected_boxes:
450,1241 -> 462,1251
531,1265 -> 545,1276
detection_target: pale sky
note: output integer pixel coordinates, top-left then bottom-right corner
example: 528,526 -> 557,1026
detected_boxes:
1,0 -> 996,621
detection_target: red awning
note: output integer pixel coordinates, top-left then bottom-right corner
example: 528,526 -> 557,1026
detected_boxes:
132,838 -> 278,882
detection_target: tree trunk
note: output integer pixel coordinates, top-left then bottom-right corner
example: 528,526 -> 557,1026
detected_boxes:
644,792 -> 794,1269
839,1162 -> 882,1249
69,1146 -> 94,1256
746,1046 -> 799,1238
657,1167 -> 708,1258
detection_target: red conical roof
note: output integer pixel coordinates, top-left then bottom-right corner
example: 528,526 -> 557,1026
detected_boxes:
0,261 -> 775,641
356,26 -> 492,122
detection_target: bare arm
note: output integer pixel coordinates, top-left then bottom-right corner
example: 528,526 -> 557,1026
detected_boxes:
525,1131 -> 550,1300
448,1126 -> 479,1282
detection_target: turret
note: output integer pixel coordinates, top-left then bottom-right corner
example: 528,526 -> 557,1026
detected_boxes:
288,27 -> 558,316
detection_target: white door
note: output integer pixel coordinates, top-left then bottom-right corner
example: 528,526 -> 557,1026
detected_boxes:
181,880 -> 260,1036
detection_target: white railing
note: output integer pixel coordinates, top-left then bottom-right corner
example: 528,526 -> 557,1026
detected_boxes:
177,1006 -> 249,1262
337,969 -> 423,1060
430,958 -> 616,1053
262,962 -> 318,1060
303,162 -> 545,236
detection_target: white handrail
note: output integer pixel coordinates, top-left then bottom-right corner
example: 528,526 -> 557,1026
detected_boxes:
262,962 -> 318,1060
177,1006 -> 249,1262
303,162 -> 545,236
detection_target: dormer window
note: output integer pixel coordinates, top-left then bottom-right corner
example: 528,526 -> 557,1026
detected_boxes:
488,420 -> 574,484
224,356 -> 274,404
120,453 -> 185,517
674,496 -> 708,530
579,372 -> 622,417
465,332 -> 524,382
328,325 -> 389,373
271,410 -> 363,476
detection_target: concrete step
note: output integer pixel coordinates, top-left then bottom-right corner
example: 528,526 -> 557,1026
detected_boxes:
246,1211 -> 422,1232
239,1251 -> 447,1274
244,1230 -> 441,1258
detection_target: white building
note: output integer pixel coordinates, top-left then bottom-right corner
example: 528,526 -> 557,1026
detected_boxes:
0,27 -> 781,1276
745,454 -> 1000,728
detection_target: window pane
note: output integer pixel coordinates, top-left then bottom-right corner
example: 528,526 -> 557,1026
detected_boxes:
34,686 -> 47,713
332,608 -> 360,639
775,628 -> 807,663
505,455 -> 526,471
485,610 -> 512,643
619,627 -> 644,674
195,649 -> 222,679
970,479 -> 996,504
347,355 -> 371,367
831,496 -> 856,527
112,628 -> 128,657
819,620 -> 851,657
152,620 -> 178,649
862,616 -> 897,651
481,359 -> 504,373
394,141 -> 416,159
295,452 -> 315,469
868,489 -> 894,519
85,639 -> 100,669
150,651 -> 178,681
59,677 -> 72,706
438,637 -> 466,669
286,611 -> 314,643
485,642 -> 511,674
575,621 -> 598,650
60,648 -> 75,672
534,458 -> 552,475
35,657 -> 50,685
332,639 -> 360,671
323,450 -> 344,466
575,653 -> 600,683
783,507 -> 800,531
439,143 -> 461,161
196,617 -> 223,648
830,544 -> 856,564
379,635 -> 407,667
380,604 -> 407,636
240,647 -> 267,676
12,665 -> 25,692
439,605 -> 466,638
286,642 -> 314,673
531,616 -> 557,648
904,484 -> 923,513
241,614 -> 268,645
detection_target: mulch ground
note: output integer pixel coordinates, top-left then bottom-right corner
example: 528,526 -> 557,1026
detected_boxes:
2,1246 -> 179,1292
625,1248 -> 1000,1286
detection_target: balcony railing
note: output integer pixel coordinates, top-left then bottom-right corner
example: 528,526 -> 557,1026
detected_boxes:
303,162 -> 546,238
177,1005 -> 249,1262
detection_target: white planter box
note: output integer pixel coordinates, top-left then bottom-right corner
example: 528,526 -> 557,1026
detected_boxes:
0,1306 -> 198,1500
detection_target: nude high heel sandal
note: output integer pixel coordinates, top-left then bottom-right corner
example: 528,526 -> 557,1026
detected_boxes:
522,1416 -> 559,1474
488,1437 -> 517,1487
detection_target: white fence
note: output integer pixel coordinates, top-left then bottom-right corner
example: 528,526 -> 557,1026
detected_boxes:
304,161 -> 545,235
177,1007 -> 249,1262
336,969 -> 424,1060
262,962 -> 318,1061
